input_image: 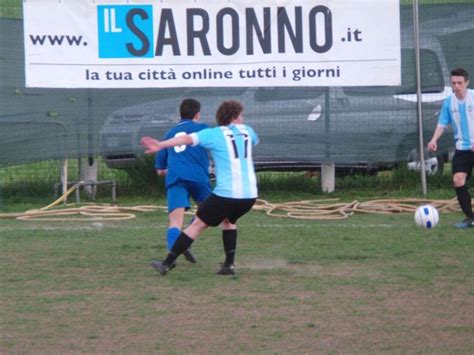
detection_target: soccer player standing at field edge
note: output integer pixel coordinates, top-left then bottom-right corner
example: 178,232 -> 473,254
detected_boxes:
428,68 -> 474,228
141,100 -> 258,275
155,98 -> 212,263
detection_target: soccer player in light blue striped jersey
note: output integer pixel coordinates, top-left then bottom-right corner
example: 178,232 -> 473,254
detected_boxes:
428,68 -> 474,228
141,100 -> 258,275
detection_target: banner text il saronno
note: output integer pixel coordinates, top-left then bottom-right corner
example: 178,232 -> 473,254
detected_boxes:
23,0 -> 401,88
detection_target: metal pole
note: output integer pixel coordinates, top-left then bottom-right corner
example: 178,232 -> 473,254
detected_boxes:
413,0 -> 427,195
321,87 -> 335,193
60,159 -> 68,205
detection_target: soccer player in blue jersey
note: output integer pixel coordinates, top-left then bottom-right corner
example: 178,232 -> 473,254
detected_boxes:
155,98 -> 212,263
428,68 -> 474,228
141,100 -> 259,275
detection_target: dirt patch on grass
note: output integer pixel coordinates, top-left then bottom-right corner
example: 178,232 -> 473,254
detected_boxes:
244,257 -> 288,270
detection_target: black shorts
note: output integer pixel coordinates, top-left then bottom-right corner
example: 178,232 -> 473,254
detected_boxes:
452,149 -> 474,179
196,194 -> 256,227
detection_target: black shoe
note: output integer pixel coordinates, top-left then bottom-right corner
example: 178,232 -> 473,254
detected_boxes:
454,217 -> 474,229
150,260 -> 171,275
217,263 -> 235,275
183,249 -> 197,263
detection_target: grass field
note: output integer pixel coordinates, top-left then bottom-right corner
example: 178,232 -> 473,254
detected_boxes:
1,196 -> 474,353
1,0 -> 473,352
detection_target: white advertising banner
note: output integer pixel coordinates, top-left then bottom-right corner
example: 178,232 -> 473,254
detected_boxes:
23,0 -> 401,88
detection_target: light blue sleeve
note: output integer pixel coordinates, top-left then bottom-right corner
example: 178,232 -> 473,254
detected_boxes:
247,125 -> 259,145
438,98 -> 451,127
195,127 -> 217,149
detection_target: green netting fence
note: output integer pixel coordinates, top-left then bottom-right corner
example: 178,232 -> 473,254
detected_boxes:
1,0 -> 474,197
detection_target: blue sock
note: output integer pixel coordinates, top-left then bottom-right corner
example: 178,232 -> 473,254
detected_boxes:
166,227 -> 181,251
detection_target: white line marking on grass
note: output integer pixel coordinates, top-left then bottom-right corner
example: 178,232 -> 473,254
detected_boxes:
244,258 -> 288,270
255,223 -> 412,228
0,223 -> 415,232
0,224 -> 168,232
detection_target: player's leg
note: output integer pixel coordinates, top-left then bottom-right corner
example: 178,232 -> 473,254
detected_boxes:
216,197 -> 257,275
180,181 -> 212,263
162,183 -> 195,261
217,219 -> 237,275
167,208 -> 185,251
452,150 -> 473,228
151,216 -> 209,275
151,194 -> 224,275
165,216 -> 209,262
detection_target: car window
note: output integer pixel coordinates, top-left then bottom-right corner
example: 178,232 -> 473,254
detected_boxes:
343,49 -> 445,96
254,87 -> 327,101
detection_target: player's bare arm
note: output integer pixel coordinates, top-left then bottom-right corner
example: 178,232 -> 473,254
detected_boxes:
140,136 -> 162,154
427,126 -> 446,152
141,135 -> 194,154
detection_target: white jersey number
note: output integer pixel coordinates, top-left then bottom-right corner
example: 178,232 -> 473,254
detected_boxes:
173,132 -> 187,153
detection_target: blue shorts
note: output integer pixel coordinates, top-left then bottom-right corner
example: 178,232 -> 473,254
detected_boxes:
167,180 -> 212,213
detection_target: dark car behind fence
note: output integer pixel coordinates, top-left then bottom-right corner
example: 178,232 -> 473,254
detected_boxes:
1,5 -> 474,178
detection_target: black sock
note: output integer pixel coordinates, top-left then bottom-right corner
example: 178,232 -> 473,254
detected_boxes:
222,229 -> 237,266
164,232 -> 194,266
455,185 -> 472,218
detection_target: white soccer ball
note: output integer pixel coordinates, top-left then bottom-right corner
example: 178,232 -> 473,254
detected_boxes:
414,204 -> 439,229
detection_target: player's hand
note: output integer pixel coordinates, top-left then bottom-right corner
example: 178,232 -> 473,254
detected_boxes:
140,136 -> 162,154
427,141 -> 437,152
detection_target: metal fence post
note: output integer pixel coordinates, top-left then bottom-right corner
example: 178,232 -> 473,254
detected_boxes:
413,0 -> 428,196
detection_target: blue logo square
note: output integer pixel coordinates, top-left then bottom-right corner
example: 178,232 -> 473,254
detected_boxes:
98,5 -> 154,58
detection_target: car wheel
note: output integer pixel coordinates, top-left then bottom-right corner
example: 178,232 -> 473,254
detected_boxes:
406,147 -> 440,175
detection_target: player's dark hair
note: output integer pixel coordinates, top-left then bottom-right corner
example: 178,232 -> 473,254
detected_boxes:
216,100 -> 243,126
451,68 -> 469,81
180,98 -> 201,119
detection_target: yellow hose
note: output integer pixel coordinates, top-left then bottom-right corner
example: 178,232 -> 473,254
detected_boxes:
0,182 -> 463,222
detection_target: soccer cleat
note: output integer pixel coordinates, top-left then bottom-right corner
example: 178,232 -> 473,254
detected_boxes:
183,248 -> 197,263
217,263 -> 235,275
150,260 -> 171,275
454,217 -> 474,229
